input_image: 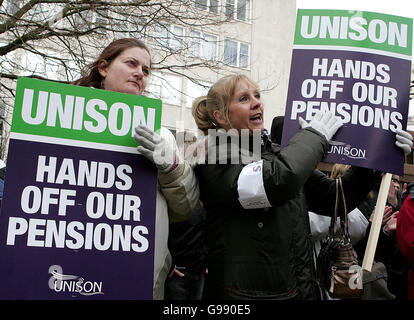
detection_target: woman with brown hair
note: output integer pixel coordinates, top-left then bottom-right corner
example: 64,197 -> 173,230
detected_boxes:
73,38 -> 151,94
73,38 -> 199,299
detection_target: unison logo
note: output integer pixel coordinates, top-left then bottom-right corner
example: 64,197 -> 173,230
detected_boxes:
48,265 -> 104,296
328,141 -> 367,160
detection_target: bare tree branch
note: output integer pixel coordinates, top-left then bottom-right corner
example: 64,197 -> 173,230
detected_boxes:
0,0 -> 253,157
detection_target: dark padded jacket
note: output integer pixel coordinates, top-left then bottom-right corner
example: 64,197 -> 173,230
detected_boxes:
195,128 -> 378,300
168,201 -> 207,274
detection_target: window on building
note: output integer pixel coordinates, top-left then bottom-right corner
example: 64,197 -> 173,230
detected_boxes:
162,74 -> 182,105
186,80 -> 210,109
239,43 -> 249,68
189,30 -> 217,61
66,58 -> 83,81
154,24 -> 184,51
224,39 -> 249,68
113,18 -> 130,39
193,0 -> 219,14
224,39 -> 237,66
95,7 -> 108,28
114,15 -> 148,40
146,75 -> 162,100
225,0 -> 251,22
21,51 -> 45,76
170,26 -> 184,51
130,17 -> 148,37
8,1 -> 63,26
210,0 -> 219,13
20,50 -> 61,80
195,0 -> 207,10
189,31 -> 201,57
73,8 -> 108,33
6,0 -> 22,15
154,24 -> 169,48
146,73 -> 182,106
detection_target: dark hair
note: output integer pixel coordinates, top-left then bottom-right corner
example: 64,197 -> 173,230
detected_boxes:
72,38 -> 151,88
270,116 -> 284,145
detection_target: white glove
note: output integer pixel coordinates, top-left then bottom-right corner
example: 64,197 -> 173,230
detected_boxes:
134,125 -> 177,173
395,129 -> 413,156
298,110 -> 343,141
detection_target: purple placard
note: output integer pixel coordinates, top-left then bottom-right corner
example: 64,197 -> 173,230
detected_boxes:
281,49 -> 411,176
0,139 -> 157,299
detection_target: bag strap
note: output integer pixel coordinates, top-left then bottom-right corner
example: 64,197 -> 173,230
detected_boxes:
328,177 -> 350,240
328,178 -> 339,237
338,177 -> 350,239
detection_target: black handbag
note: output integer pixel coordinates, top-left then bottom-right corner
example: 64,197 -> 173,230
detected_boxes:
316,177 -> 364,299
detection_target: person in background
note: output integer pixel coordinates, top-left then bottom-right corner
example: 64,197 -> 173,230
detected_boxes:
271,116 -> 412,299
354,174 -> 410,299
73,38 -> 199,299
358,174 -> 403,221
191,73 -> 402,300
397,183 -> 414,299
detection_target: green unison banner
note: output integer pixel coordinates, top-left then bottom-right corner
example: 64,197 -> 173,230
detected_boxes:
11,77 -> 162,149
294,9 -> 412,56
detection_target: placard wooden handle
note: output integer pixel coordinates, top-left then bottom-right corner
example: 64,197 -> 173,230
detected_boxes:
361,173 -> 392,272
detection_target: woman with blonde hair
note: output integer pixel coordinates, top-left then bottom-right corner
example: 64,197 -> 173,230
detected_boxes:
191,73 -> 411,300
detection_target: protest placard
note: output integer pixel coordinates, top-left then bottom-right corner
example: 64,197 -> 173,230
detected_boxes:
0,78 -> 162,299
281,9 -> 412,176
282,9 -> 412,272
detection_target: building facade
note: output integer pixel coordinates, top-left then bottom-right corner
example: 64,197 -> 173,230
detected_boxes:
0,0 -> 297,160
145,0 -> 297,134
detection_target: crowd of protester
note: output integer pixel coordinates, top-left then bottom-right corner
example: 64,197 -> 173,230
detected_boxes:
2,38 -> 414,300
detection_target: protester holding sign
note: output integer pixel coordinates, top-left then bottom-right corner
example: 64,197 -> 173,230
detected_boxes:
74,38 -> 199,299
191,73 -> 412,300
353,174 -> 410,299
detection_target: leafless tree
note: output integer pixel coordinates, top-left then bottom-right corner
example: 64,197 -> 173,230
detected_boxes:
0,0 -> 245,157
